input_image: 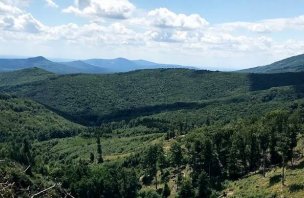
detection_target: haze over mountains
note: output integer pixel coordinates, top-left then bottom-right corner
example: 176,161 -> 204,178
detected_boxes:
0,53 -> 304,74
0,56 -> 196,74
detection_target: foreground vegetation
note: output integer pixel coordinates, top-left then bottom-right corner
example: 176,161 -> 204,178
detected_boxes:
1,68 -> 304,197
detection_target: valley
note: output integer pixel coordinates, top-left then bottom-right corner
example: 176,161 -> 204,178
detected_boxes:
0,54 -> 304,197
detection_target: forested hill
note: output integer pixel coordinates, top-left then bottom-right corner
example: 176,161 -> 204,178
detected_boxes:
1,68 -> 304,125
239,53 -> 304,73
1,67 -> 304,197
0,67 -> 55,87
0,94 -> 82,142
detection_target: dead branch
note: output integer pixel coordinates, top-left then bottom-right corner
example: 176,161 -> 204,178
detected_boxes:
62,189 -> 75,198
30,184 -> 56,198
23,165 -> 31,173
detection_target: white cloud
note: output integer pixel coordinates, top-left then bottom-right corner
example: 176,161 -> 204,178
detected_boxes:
1,2 -> 304,69
45,0 -> 59,8
0,1 -> 45,33
63,0 -> 135,19
148,8 -> 209,30
220,15 -> 304,33
0,1 -> 23,15
0,13 -> 45,33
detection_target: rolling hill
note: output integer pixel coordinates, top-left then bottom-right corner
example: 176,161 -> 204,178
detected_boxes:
239,54 -> 304,73
0,94 -> 83,142
0,67 -> 55,87
1,66 -> 304,197
0,69 -> 248,124
1,68 -> 304,125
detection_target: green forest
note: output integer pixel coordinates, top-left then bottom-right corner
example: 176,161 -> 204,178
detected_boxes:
1,68 -> 304,197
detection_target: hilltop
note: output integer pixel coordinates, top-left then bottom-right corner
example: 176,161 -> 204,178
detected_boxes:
239,54 -> 304,73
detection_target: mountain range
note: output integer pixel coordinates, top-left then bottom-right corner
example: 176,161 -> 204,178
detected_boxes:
0,56 -> 195,74
0,53 -> 303,75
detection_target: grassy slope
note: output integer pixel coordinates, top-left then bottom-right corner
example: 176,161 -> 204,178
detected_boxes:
222,137 -> 304,198
223,165 -> 304,198
34,133 -> 164,165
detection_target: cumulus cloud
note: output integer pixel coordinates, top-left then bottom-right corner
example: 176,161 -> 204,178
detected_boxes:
45,0 -> 59,8
0,13 -> 45,33
0,1 -> 23,15
221,15 -> 304,33
1,1 -> 304,68
63,0 -> 135,19
148,8 -> 209,30
0,1 -> 45,33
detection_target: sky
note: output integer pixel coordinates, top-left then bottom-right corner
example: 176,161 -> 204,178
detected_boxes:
0,0 -> 304,70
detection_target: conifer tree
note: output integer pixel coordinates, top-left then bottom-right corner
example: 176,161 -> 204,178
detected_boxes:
96,136 -> 103,163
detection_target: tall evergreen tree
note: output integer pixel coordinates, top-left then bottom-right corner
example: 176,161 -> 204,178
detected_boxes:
170,142 -> 183,168
144,145 -> 159,189
162,183 -> 171,198
178,179 -> 194,198
197,171 -> 211,198
96,136 -> 103,163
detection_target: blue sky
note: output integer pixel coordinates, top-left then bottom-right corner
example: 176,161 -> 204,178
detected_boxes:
0,0 -> 304,70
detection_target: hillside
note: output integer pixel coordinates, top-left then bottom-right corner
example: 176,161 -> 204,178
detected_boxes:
0,94 -> 83,142
239,54 -> 304,73
1,67 -> 304,197
0,67 -> 55,87
0,69 -> 249,124
2,69 -> 304,125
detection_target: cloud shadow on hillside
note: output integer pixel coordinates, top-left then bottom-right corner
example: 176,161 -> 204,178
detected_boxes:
248,72 -> 304,92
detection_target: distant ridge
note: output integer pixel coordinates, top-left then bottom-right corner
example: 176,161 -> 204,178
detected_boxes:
84,58 -> 196,73
0,56 -> 196,74
0,56 -> 71,74
60,60 -> 107,74
239,54 -> 304,73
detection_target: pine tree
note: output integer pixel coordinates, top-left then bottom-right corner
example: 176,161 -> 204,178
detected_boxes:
96,136 -> 103,163
162,183 -> 171,198
259,122 -> 270,177
197,171 -> 211,198
170,142 -> 183,168
144,145 -> 159,189
90,152 -> 95,163
178,179 -> 194,198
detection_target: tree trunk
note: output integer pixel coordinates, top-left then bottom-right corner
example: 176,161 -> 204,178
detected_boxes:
291,148 -> 294,168
155,171 -> 158,190
262,150 -> 266,177
282,157 -> 285,186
